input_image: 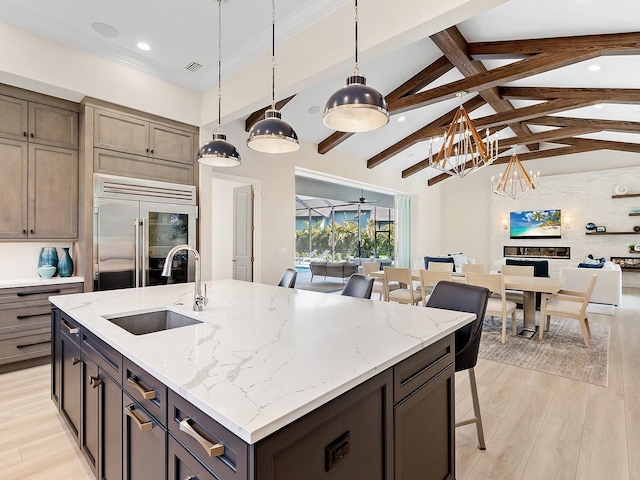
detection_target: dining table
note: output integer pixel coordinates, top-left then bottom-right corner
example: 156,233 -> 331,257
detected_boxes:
368,270 -> 565,338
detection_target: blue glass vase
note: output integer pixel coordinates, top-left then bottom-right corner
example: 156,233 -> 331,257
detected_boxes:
38,247 -> 58,277
57,247 -> 74,277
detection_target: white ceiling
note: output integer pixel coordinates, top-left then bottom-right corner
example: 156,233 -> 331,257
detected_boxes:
1,0 -> 639,182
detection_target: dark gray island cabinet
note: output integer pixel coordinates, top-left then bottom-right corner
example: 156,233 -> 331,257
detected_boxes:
52,307 -> 457,480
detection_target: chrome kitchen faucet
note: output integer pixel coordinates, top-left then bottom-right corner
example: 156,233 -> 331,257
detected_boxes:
161,245 -> 208,311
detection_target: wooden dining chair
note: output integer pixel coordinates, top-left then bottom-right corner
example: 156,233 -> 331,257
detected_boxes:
417,269 -> 453,305
461,264 -> 490,274
466,272 -> 518,343
383,267 -> 419,305
539,273 -> 598,347
500,264 -> 534,307
427,261 -> 454,272
362,261 -> 387,300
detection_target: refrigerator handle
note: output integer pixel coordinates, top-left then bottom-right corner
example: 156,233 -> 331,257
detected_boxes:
141,217 -> 147,288
135,218 -> 140,288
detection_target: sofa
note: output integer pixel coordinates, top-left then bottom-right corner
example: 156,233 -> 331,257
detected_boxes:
559,261 -> 622,306
309,261 -> 358,282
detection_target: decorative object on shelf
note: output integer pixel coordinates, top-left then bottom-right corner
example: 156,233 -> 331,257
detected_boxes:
585,222 -> 596,231
615,185 -> 628,195
323,0 -> 388,133
247,0 -> 300,153
429,92 -> 498,179
57,247 -> 74,277
197,0 -> 241,167
37,265 -> 57,279
491,145 -> 538,198
37,247 -> 58,277
635,244 -> 640,252
634,225 -> 640,232
596,226 -> 606,232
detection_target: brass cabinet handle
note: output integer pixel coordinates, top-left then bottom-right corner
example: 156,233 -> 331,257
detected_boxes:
179,418 -> 224,457
60,319 -> 79,334
72,357 -> 80,365
89,376 -> 103,389
125,404 -> 153,431
127,376 -> 156,400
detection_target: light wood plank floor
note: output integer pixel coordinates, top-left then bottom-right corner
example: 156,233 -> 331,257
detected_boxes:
0,289 -> 638,480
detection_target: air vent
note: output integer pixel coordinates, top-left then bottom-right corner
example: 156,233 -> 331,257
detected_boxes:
184,62 -> 203,72
94,174 -> 196,205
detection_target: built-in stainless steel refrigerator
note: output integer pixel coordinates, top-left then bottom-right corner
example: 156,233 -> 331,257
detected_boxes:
93,174 -> 198,291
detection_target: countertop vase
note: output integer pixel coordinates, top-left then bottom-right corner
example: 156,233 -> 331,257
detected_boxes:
57,247 -> 74,277
37,247 -> 58,277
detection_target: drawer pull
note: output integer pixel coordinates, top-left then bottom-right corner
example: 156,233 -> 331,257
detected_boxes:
127,376 -> 156,400
60,319 -> 79,334
17,289 -> 61,297
17,312 -> 50,320
16,340 -> 51,349
125,404 -> 153,431
179,418 -> 224,457
90,376 -> 103,389
72,357 -> 80,365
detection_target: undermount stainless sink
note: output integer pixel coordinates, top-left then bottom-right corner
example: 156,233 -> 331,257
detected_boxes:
104,309 -> 203,335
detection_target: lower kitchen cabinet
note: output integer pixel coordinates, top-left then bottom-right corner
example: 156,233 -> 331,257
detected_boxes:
123,396 -> 167,480
168,435 -> 218,480
59,327 -> 81,444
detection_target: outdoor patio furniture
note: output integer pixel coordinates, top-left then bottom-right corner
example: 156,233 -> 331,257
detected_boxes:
309,261 -> 358,282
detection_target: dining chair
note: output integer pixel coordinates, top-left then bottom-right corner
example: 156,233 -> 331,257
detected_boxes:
383,267 -> 419,305
341,274 -> 375,299
416,269 -> 452,305
427,262 -> 455,272
426,281 -> 490,450
539,273 -> 598,347
277,268 -> 297,288
461,263 -> 490,274
362,261 -> 397,300
466,272 -> 518,343
500,264 -> 534,307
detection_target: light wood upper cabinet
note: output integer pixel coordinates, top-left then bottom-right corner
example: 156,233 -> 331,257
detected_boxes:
150,123 -> 194,164
0,95 -> 29,141
0,139 -> 28,238
29,102 -> 78,149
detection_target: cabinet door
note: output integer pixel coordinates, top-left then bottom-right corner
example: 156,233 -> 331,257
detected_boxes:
168,436 -> 219,480
28,102 -> 78,149
149,123 -> 194,165
28,144 -> 78,239
394,363 -> 455,480
94,110 -> 149,156
60,332 -> 82,445
0,139 -> 28,238
101,370 -> 123,480
123,398 -> 167,480
51,309 -> 61,407
0,94 -> 28,141
82,357 -> 100,475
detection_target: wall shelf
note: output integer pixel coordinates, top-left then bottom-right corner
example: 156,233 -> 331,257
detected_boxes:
630,213 -> 640,216
586,231 -> 640,235
612,193 -> 640,199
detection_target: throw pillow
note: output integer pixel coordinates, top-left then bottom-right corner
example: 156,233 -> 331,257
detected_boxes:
578,255 -> 605,268
424,256 -> 455,270
448,252 -> 469,272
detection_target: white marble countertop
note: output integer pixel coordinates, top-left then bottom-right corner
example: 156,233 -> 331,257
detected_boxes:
0,276 -> 84,289
49,280 -> 474,444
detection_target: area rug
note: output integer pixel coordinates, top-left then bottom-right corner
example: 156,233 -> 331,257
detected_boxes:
297,282 -> 344,294
478,313 -> 610,386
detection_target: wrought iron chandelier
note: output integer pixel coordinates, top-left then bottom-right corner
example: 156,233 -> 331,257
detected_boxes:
428,92 -> 498,178
491,146 -> 540,199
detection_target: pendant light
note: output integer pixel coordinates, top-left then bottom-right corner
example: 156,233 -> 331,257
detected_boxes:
323,0 -> 389,133
197,0 -> 241,167
246,0 -> 299,154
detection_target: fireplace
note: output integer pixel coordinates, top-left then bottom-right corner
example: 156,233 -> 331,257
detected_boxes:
504,246 -> 570,259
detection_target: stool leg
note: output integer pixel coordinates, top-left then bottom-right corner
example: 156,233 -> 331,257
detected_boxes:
469,368 -> 486,450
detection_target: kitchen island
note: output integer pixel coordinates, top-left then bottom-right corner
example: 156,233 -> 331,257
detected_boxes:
50,280 -> 474,480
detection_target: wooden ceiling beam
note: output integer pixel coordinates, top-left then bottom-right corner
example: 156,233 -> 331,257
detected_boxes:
317,56 -> 455,155
526,116 -> 640,134
389,50 -> 599,114
500,86 -> 640,103
553,137 -> 640,153
467,32 -> 640,59
366,96 -> 486,169
430,27 -> 538,150
496,126 -> 601,149
244,95 -> 296,132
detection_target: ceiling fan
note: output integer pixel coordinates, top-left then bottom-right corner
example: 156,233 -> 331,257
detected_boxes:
348,189 -> 379,205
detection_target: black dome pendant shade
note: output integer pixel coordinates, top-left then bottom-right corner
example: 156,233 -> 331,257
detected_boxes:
323,0 -> 389,133
197,0 -> 241,168
197,132 -> 241,167
247,109 -> 299,154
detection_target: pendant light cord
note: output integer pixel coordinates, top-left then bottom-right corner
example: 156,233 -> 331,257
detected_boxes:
271,0 -> 276,109
354,0 -> 359,73
217,0 -> 222,130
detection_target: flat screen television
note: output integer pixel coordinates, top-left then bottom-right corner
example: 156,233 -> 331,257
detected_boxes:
510,210 -> 561,239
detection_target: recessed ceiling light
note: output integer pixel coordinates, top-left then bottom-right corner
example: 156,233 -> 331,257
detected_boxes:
397,116 -> 406,122
588,65 -> 601,71
594,104 -> 604,109
137,42 -> 151,51
307,105 -> 320,114
92,22 -> 119,38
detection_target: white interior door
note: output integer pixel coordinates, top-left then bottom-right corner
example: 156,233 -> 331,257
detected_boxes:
233,185 -> 253,281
